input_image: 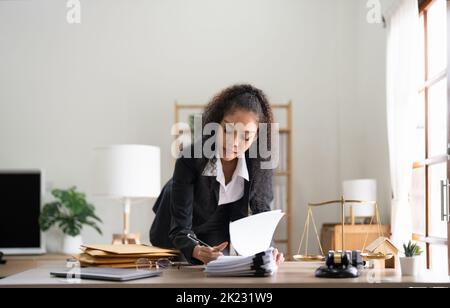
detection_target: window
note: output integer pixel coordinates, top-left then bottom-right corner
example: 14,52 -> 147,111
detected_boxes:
411,0 -> 448,272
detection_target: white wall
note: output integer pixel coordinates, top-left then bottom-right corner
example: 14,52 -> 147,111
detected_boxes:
338,0 -> 394,221
0,0 -> 393,255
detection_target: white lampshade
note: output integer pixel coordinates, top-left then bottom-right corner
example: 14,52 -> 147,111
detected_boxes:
342,179 -> 377,217
93,145 -> 161,199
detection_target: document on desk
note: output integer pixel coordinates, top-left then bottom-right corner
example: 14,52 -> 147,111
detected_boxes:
230,210 -> 285,256
205,210 -> 284,277
205,248 -> 277,277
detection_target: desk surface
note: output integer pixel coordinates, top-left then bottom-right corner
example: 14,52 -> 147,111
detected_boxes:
0,254 -> 68,278
1,262 -> 449,288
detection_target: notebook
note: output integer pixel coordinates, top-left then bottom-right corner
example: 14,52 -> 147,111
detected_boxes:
50,267 -> 162,281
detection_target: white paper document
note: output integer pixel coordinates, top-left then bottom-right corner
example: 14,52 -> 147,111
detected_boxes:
205,210 -> 284,277
229,210 -> 285,257
205,248 -> 277,277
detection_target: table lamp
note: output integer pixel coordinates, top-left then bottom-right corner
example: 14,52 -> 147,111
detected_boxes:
93,145 -> 161,244
342,179 -> 377,224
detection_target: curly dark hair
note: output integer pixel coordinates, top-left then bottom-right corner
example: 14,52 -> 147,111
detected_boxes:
203,84 -> 273,128
199,84 -> 273,166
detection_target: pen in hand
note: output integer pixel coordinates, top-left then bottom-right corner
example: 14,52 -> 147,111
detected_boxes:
187,234 -> 224,255
187,233 -> 212,248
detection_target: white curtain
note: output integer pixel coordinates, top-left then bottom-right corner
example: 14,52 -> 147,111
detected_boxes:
386,0 -> 420,247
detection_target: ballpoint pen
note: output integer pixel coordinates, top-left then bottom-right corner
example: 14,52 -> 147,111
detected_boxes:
187,234 -> 213,249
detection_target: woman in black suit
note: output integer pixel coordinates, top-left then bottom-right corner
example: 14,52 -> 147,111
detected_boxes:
150,84 -> 284,265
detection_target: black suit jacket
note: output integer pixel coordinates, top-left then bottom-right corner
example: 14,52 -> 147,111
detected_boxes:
150,149 -> 273,264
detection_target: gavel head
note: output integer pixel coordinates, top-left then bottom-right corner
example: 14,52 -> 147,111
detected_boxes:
325,250 -> 352,269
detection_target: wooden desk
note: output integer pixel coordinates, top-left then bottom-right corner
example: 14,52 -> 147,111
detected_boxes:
0,254 -> 69,278
0,262 -> 449,288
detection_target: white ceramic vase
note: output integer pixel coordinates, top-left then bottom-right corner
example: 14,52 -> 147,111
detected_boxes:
62,235 -> 82,256
400,256 -> 419,276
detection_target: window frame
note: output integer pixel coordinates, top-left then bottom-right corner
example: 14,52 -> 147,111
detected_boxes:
412,0 -> 448,269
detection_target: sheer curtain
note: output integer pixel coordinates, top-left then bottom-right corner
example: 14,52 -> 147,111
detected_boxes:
385,0 -> 420,247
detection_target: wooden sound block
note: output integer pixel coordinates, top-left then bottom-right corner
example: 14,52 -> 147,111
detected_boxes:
112,233 -> 141,245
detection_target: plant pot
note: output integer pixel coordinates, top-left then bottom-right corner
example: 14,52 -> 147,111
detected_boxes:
62,235 -> 83,256
400,257 -> 419,276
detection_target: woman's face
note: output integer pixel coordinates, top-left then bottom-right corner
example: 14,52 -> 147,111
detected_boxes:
218,109 -> 259,161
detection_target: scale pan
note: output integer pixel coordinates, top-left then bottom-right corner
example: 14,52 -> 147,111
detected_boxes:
362,252 -> 394,260
293,255 -> 325,262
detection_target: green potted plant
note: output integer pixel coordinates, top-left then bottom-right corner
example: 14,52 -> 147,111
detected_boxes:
39,187 -> 102,255
400,240 -> 423,276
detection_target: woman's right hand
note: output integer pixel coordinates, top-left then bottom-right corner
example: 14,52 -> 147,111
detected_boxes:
192,241 -> 228,264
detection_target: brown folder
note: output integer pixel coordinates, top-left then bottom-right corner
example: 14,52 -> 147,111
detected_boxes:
81,244 -> 178,255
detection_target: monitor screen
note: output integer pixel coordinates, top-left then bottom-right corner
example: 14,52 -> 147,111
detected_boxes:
0,171 -> 42,251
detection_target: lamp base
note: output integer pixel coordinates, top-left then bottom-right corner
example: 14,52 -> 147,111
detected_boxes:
112,233 -> 141,245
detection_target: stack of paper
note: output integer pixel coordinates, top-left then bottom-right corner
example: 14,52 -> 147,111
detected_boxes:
205,248 -> 277,277
205,210 -> 285,277
77,244 -> 179,268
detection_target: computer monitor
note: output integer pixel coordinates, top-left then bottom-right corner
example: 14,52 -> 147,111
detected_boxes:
0,170 -> 46,255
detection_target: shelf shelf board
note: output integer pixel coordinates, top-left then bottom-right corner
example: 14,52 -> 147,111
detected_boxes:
279,129 -> 291,134
274,171 -> 290,176
274,239 -> 288,243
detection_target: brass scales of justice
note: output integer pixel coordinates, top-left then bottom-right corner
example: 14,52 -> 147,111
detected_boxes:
293,197 -> 393,278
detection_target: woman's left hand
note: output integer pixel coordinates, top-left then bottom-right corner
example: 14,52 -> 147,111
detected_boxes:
272,248 -> 285,266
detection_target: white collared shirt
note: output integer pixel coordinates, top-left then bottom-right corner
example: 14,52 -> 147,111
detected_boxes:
202,155 -> 249,206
